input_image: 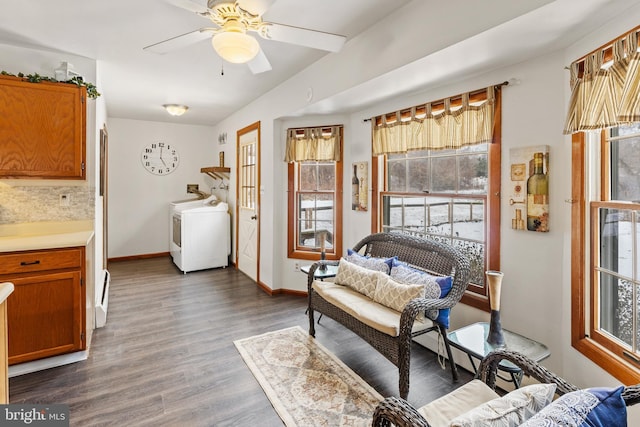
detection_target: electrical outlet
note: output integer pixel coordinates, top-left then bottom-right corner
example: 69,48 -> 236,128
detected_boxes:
59,194 -> 70,207
294,261 -> 300,272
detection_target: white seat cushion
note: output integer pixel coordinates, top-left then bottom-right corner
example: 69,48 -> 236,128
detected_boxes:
418,380 -> 500,427
419,381 -> 557,427
312,280 -> 429,337
448,383 -> 556,426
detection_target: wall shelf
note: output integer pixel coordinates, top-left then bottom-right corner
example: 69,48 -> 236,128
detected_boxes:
201,167 -> 230,180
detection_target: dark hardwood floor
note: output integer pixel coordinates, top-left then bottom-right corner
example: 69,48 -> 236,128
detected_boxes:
8,257 -> 472,426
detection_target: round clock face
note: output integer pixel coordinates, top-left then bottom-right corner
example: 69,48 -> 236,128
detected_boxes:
141,142 -> 179,175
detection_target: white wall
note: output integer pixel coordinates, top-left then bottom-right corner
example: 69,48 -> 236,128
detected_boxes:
107,118 -> 216,258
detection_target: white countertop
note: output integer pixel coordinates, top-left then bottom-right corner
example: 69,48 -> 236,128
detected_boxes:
0,282 -> 13,303
0,220 -> 94,252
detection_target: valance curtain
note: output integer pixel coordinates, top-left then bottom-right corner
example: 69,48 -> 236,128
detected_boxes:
563,28 -> 640,134
284,126 -> 342,162
371,86 -> 495,156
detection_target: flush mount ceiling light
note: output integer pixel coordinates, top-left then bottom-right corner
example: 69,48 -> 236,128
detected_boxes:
211,20 -> 260,64
163,104 -> 189,116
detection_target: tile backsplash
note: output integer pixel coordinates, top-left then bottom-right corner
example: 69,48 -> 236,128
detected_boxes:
0,183 -> 95,224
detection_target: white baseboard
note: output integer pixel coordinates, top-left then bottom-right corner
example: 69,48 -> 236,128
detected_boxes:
9,350 -> 89,378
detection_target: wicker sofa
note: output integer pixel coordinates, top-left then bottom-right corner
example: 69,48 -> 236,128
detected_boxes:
373,349 -> 640,426
306,232 -> 471,400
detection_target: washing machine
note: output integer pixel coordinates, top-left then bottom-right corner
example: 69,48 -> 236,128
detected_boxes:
170,195 -> 230,273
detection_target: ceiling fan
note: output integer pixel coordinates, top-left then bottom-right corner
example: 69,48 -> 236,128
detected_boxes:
144,0 -> 347,74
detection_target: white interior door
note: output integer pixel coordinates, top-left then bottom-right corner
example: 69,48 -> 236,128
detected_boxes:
236,122 -> 260,282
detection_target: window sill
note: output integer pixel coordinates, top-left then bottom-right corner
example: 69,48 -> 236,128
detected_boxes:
461,291 -> 490,312
572,335 -> 640,385
288,250 -> 339,261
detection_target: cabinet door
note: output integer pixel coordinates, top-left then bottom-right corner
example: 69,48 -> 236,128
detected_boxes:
7,271 -> 84,365
0,77 -> 86,179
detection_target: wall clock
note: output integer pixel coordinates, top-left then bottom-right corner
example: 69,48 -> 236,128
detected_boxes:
141,142 -> 179,175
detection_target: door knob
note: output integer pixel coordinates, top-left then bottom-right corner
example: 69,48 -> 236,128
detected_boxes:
251,215 -> 257,220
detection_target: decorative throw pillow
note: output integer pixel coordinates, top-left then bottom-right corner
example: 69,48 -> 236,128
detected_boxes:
346,248 -> 395,274
390,262 -> 453,328
373,274 -> 425,313
334,258 -> 381,299
520,386 -> 626,427
449,383 -> 557,427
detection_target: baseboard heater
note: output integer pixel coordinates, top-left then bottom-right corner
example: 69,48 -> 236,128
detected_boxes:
95,269 -> 110,328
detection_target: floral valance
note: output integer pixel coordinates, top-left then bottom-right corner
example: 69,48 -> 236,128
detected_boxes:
284,126 -> 342,162
564,27 -> 640,134
371,86 -> 496,156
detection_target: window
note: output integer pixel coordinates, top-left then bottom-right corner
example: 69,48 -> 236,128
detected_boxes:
378,141 -> 500,309
287,129 -> 343,260
567,25 -> 640,383
573,123 -> 640,383
239,139 -> 257,210
371,87 -> 502,310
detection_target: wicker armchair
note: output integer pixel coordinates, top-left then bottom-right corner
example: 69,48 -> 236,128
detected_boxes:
372,348 -> 640,426
307,232 -> 471,399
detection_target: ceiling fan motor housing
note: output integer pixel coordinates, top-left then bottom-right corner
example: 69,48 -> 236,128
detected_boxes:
207,1 -> 262,31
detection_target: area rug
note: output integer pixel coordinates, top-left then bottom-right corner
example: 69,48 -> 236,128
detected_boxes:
234,326 -> 384,426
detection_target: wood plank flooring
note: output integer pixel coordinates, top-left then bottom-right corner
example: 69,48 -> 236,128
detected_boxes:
8,257 -> 472,426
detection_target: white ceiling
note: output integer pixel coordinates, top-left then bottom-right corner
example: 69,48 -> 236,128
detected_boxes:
0,0 -> 639,126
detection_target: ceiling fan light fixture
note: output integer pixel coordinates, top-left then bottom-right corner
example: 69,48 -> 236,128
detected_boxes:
163,104 -> 189,116
212,31 -> 260,64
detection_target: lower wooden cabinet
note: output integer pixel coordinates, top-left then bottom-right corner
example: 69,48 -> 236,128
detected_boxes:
0,247 -> 86,365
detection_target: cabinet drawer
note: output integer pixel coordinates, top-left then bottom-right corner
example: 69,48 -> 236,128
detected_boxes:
0,248 -> 83,275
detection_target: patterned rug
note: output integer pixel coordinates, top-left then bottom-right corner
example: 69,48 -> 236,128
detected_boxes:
234,326 -> 383,427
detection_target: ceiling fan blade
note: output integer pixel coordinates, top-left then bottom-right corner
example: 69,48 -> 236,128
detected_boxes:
237,0 -> 276,16
143,29 -> 213,54
247,49 -> 272,74
166,0 -> 210,15
259,23 -> 346,52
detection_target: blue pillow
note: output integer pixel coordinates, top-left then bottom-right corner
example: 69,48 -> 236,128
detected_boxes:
390,260 -> 453,328
520,386 -> 626,427
346,249 -> 395,274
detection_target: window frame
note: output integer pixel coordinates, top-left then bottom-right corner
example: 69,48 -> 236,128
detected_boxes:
571,130 -> 640,384
370,91 -> 502,312
287,145 -> 343,262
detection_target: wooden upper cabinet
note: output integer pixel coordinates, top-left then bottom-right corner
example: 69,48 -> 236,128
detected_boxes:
0,76 -> 86,179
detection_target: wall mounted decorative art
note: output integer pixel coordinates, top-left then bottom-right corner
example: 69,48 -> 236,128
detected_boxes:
509,145 -> 549,232
352,161 -> 368,211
